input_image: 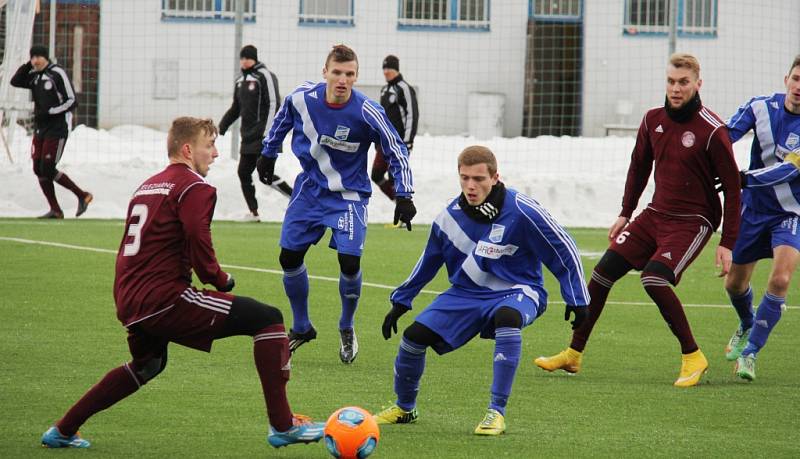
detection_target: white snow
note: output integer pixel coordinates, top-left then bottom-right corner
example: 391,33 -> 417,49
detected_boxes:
0,124 -> 753,227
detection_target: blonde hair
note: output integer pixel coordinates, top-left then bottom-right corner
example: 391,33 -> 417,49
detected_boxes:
458,145 -> 497,176
669,53 -> 701,78
167,117 -> 217,157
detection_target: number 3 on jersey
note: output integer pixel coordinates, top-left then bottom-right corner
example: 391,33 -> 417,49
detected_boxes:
123,204 -> 148,256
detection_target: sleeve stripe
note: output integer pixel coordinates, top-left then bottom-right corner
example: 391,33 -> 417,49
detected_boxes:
48,66 -> 76,114
515,194 -> 589,303
259,69 -> 279,136
397,80 -> 415,143
362,101 -> 413,193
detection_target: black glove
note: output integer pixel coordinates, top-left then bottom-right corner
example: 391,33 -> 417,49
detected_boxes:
382,303 -> 410,339
714,172 -> 748,193
218,273 -> 235,292
564,305 -> 587,330
393,196 -> 416,231
256,156 -> 276,185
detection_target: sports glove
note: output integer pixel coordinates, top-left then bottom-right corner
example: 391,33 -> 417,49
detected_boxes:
393,196 -> 417,231
564,304 -> 587,330
218,273 -> 235,292
382,302 -> 410,339
714,172 -> 748,192
256,155 -> 276,185
785,152 -> 800,169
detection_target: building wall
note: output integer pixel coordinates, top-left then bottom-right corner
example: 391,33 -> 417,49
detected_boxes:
582,0 -> 800,136
98,0 -> 529,136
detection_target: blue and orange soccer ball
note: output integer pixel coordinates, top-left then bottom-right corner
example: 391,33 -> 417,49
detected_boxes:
324,406 -> 380,459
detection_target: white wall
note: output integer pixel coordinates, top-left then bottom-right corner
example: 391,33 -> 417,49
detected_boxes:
582,0 -> 800,136
99,0 -> 529,136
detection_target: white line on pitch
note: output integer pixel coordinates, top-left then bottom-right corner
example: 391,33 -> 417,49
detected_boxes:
1,236 -> 796,310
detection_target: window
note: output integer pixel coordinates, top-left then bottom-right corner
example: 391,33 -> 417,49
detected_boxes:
623,0 -> 717,36
398,0 -> 490,31
530,0 -> 581,20
299,0 -> 354,26
161,0 -> 256,22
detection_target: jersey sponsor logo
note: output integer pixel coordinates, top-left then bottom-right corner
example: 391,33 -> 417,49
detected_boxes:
335,125 -> 351,140
474,240 -> 518,259
661,251 -> 672,260
320,135 -> 360,153
681,131 -> 696,148
655,124 -> 664,133
489,223 -> 505,243
786,132 -> 799,149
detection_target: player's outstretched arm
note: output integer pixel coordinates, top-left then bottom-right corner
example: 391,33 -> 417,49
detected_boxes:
9,62 -> 33,88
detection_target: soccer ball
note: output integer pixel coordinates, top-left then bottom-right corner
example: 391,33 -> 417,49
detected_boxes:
323,406 -> 380,459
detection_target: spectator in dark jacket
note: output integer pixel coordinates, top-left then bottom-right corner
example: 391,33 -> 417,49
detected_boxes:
219,45 -> 292,222
372,54 -> 418,201
10,45 -> 92,218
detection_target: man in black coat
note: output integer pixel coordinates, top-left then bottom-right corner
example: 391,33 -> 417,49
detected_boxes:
219,45 -> 292,222
11,45 -> 92,218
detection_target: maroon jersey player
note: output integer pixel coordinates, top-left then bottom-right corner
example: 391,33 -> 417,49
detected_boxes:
534,53 -> 741,387
40,117 -> 324,450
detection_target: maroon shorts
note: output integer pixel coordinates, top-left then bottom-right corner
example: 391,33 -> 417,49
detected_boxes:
31,136 -> 66,173
609,208 -> 712,284
126,288 -> 234,360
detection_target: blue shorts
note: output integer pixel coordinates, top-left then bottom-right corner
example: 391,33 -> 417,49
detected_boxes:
732,207 -> 800,264
414,287 -> 542,355
280,174 -> 369,256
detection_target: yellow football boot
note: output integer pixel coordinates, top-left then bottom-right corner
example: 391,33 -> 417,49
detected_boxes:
534,347 -> 582,373
474,409 -> 506,436
674,349 -> 708,387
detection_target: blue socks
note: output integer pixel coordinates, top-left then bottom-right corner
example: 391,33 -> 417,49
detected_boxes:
339,271 -> 362,330
489,327 -> 522,416
394,337 -> 427,411
728,286 -> 754,330
743,292 -> 784,356
283,264 -> 310,333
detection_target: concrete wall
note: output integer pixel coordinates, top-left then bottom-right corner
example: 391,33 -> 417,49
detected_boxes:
98,0 -> 529,136
582,0 -> 800,136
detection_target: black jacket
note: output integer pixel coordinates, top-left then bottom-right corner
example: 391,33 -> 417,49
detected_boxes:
380,74 -> 418,148
10,61 -> 77,138
219,62 -> 281,154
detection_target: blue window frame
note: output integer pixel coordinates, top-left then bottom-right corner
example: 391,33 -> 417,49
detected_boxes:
398,0 -> 490,31
161,0 -> 256,23
299,0 -> 355,27
529,0 -> 581,22
623,0 -> 717,37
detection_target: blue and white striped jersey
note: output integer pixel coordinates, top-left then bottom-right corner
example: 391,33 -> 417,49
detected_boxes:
390,188 -> 590,311
262,81 -> 413,200
727,93 -> 800,216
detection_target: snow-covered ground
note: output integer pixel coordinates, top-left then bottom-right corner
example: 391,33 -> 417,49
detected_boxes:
0,124 -> 752,228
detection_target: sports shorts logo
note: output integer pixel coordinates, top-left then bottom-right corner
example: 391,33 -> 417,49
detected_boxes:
681,131 -> 696,148
489,224 -> 505,243
786,132 -> 799,149
335,125 -> 351,141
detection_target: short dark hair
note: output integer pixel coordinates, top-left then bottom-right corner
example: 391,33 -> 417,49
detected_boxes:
790,55 -> 800,74
325,44 -> 358,69
167,117 -> 217,157
458,145 -> 497,176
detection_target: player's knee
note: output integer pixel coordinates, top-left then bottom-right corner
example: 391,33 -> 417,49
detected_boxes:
225,296 -> 284,336
402,322 -> 442,348
279,248 -> 306,271
595,250 -> 633,282
338,253 -> 361,276
130,352 -> 168,385
767,272 -> 792,295
641,260 -> 676,286
494,306 -> 522,329
237,165 -> 253,183
40,164 -> 57,180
